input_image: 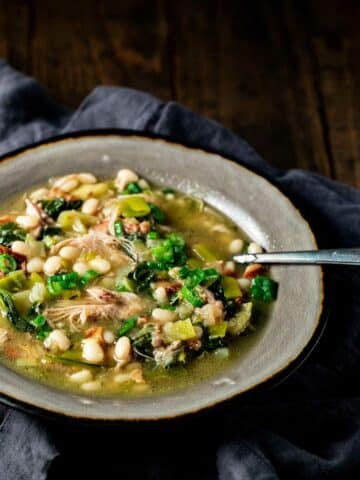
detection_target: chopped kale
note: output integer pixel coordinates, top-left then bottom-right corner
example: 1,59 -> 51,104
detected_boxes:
40,198 -> 83,219
0,222 -> 26,247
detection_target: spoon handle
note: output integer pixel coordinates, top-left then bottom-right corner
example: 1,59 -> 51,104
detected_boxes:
233,248 -> 360,266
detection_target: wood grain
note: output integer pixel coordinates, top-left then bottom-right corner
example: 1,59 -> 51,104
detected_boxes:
0,0 -> 358,186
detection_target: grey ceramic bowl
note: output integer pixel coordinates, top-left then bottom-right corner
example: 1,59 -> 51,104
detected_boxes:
0,131 -> 323,421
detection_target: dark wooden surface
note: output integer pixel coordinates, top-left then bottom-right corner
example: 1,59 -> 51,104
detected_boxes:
0,0 -> 359,186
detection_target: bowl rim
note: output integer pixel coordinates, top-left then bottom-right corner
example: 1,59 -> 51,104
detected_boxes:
0,128 -> 326,422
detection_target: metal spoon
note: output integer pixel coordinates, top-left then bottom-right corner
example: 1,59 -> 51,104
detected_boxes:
233,248 -> 360,266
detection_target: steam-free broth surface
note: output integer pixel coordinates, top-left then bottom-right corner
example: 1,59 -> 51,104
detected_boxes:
0,170 -> 277,396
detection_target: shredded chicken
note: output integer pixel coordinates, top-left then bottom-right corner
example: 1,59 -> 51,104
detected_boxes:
44,287 -> 144,332
51,232 -> 135,266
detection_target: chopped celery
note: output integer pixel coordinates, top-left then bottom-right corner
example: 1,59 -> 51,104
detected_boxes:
25,234 -> 45,258
192,243 -> 220,262
227,302 -> 253,335
12,290 -> 32,316
186,257 -> 203,269
222,276 -> 242,299
163,318 -> 197,341
0,270 -> 26,292
118,196 -> 151,218
57,210 -> 98,231
208,322 -> 228,338
73,182 -> 109,199
28,272 -> 45,287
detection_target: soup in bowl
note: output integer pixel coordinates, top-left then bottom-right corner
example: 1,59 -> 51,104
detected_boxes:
0,168 -> 277,396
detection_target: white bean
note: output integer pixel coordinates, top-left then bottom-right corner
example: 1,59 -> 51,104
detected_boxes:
81,380 -> 101,392
81,198 -> 99,215
62,178 -> 80,192
27,257 -> 44,273
151,308 -> 177,324
238,278 -> 251,290
82,338 -> 104,364
69,369 -> 93,384
115,169 -> 138,191
103,330 -> 115,344
59,246 -> 80,261
114,336 -> 131,363
11,241 -> 30,257
44,256 -> 62,276
153,286 -> 168,304
44,329 -> 71,352
73,261 -> 89,276
16,215 -> 39,230
229,238 -> 244,254
247,242 -> 263,254
138,178 -> 149,190
89,257 -> 111,274
78,173 -> 97,184
30,188 -> 49,202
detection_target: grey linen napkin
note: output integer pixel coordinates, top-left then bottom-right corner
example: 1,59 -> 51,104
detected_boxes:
0,60 -> 359,480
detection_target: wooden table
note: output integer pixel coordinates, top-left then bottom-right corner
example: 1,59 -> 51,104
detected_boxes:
0,0 -> 359,187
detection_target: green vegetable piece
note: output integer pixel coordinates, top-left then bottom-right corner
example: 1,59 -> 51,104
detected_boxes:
228,302 -> 253,335
163,318 -> 196,341
47,351 -> 101,368
147,231 -> 159,240
123,182 -> 142,194
129,262 -> 156,291
36,322 -> 52,340
208,322 -> 228,338
57,210 -> 97,231
114,220 -> 123,238
162,188 -> 175,194
0,270 -> 26,292
0,222 -> 26,247
116,277 -> 136,292
192,243 -> 220,262
149,203 -> 165,223
30,314 -> 46,328
117,316 -> 138,337
0,254 -> 17,274
48,272 -> 81,296
250,276 -> 278,302
40,198 -> 83,219
80,270 -> 100,286
13,290 -> 32,315
119,196 -> 151,218
40,226 -> 63,238
179,266 -> 219,288
222,276 -> 241,299
186,257 -> 203,269
73,182 -> 109,200
180,285 -> 205,307
0,288 -> 33,332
